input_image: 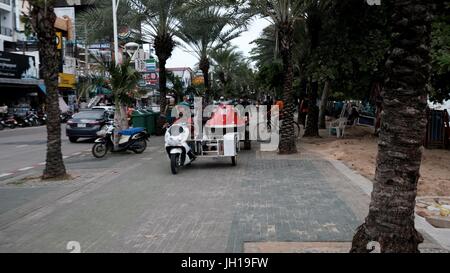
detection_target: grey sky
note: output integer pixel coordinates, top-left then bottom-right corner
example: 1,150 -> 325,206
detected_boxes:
165,17 -> 271,70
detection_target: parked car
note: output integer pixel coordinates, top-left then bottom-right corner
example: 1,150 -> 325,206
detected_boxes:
92,106 -> 115,112
66,109 -> 114,143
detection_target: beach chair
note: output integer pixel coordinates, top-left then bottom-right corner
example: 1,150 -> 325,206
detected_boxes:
329,117 -> 347,138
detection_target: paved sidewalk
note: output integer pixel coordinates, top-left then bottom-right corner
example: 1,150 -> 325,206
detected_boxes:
0,138 -> 446,252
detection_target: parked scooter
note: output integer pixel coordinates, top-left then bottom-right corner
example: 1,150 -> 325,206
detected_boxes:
92,123 -> 149,158
37,112 -> 47,125
60,111 -> 72,123
164,123 -> 196,174
14,114 -> 34,127
0,115 -> 18,129
25,111 -> 40,126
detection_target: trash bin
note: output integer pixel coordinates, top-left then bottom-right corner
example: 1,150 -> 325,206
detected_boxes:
144,109 -> 156,135
131,110 -> 147,130
153,111 -> 165,136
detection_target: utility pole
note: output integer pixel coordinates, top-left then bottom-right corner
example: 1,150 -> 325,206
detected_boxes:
84,24 -> 90,101
84,24 -> 89,73
112,0 -> 120,64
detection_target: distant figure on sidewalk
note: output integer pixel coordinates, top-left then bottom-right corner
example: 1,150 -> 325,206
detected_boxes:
299,99 -> 309,127
0,103 -> 8,115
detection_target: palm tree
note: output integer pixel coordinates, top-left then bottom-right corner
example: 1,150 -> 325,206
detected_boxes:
210,43 -> 243,96
351,0 -> 432,253
137,0 -> 184,115
245,0 -> 308,154
100,59 -> 141,148
27,0 -> 66,179
250,24 -> 279,68
176,5 -> 244,101
77,0 -> 143,50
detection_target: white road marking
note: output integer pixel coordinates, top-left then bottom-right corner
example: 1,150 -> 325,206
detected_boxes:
18,167 -> 33,171
72,152 -> 82,156
0,173 -> 13,178
16,145 -> 29,148
63,156 -> 69,159
38,162 -> 46,166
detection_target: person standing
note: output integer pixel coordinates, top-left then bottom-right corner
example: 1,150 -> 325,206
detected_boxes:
299,99 -> 309,127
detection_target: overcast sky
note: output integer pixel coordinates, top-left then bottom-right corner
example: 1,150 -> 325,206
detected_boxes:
165,17 -> 271,70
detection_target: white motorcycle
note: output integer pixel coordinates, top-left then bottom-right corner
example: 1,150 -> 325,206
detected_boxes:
164,123 -> 195,174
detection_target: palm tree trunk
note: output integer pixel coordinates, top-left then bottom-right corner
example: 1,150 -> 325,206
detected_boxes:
351,0 -> 432,253
113,99 -> 129,150
29,2 -> 66,179
278,22 -> 297,154
303,81 -> 320,137
154,32 -> 175,135
199,56 -> 210,101
158,58 -> 168,114
319,80 -> 331,129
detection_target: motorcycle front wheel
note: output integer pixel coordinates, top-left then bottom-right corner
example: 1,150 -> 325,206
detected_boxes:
92,143 -> 108,158
170,154 -> 180,175
132,139 -> 147,154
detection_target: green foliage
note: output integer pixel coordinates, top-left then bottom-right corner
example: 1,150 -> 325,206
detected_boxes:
76,0 -> 143,44
304,0 -> 388,100
167,72 -> 185,99
210,43 -> 256,98
256,60 -> 284,97
100,59 -> 141,106
249,0 -> 389,100
429,1 -> 450,102
176,5 -> 244,62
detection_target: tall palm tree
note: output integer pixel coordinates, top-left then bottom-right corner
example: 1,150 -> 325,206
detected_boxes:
176,6 -> 244,101
245,0 -> 308,154
351,0 -> 432,253
27,0 -> 66,179
138,0 -> 185,115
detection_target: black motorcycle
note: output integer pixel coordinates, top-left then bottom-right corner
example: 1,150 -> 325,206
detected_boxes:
25,111 -> 40,126
92,124 -> 149,158
14,114 -> 34,127
37,112 -> 47,125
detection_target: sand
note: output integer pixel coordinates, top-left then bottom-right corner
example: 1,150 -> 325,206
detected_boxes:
301,126 -> 450,197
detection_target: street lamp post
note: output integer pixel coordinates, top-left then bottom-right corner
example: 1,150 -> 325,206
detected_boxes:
112,0 -> 120,64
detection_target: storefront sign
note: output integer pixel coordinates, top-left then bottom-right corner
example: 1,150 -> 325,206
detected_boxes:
142,72 -> 158,86
0,51 -> 39,80
58,73 -> 76,88
56,32 -> 63,49
63,56 -> 77,75
192,75 -> 204,85
145,58 -> 156,72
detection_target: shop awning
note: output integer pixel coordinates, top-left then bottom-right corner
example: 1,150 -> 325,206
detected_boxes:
0,78 -> 46,95
96,86 -> 112,95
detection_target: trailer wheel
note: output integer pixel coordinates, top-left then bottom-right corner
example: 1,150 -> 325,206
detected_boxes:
231,156 -> 237,166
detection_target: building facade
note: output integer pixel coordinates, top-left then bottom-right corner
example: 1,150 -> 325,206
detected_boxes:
0,0 -> 90,115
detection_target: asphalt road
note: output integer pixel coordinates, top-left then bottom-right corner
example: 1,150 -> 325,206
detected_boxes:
0,125 -> 93,177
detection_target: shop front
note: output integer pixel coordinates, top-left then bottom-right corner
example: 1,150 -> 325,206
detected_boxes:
58,72 -> 77,112
0,51 -> 45,116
